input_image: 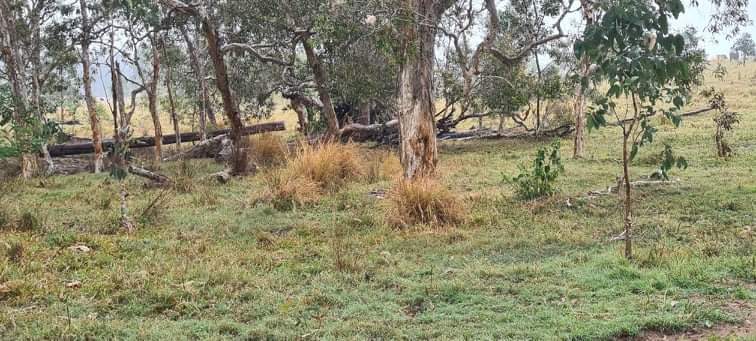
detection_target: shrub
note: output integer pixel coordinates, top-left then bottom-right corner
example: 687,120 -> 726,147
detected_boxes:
249,133 -> 288,167
504,141 -> 564,200
385,177 -> 465,228
365,150 -> 402,183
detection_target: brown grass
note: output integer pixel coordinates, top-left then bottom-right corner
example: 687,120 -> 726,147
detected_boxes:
385,177 -> 466,229
262,142 -> 364,210
286,141 -> 364,190
263,170 -> 320,210
249,133 -> 288,168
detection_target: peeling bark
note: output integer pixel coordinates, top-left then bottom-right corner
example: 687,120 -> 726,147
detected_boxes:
397,0 -> 452,179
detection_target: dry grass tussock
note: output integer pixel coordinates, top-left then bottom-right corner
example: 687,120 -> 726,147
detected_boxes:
248,133 -> 288,167
385,177 -> 466,228
263,141 -> 364,209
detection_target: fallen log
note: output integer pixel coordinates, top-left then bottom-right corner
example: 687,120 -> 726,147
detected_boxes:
439,124 -> 575,141
339,119 -> 399,143
47,121 -> 285,157
163,134 -> 227,161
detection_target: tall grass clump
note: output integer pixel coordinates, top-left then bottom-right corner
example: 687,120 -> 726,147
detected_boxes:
249,133 -> 288,167
385,177 -> 465,228
263,141 -> 364,209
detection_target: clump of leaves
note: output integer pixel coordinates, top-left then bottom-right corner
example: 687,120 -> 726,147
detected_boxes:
504,141 -> 564,200
701,87 -> 739,157
385,177 -> 465,228
650,144 -> 688,180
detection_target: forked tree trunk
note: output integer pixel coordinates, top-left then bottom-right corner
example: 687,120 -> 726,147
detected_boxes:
79,0 -> 104,173
302,35 -> 339,139
397,0 -> 446,179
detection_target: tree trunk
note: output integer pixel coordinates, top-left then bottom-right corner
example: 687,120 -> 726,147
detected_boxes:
202,22 -> 248,175
357,101 -> 371,125
301,35 -> 339,139
0,4 -> 37,178
30,16 -> 55,175
288,95 -> 310,134
79,0 -> 104,173
397,0 -> 446,179
180,25 -> 208,140
534,51 -> 542,136
621,133 -> 632,260
148,37 -> 162,165
574,0 -> 594,159
109,23 -> 120,142
573,79 -> 587,158
165,61 -> 181,149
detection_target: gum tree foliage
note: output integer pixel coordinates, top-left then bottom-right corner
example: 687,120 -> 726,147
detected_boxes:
576,0 -> 706,259
0,0 -> 79,176
731,32 -> 756,62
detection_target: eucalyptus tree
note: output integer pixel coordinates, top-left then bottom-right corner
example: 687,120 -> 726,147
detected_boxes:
109,0 -> 167,165
0,0 -> 78,177
158,0 -> 251,175
572,0 -> 750,158
77,0 -> 109,173
732,33 -> 756,63
576,0 -> 706,259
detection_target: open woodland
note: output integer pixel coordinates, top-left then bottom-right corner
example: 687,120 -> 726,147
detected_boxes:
1,0 -> 755,339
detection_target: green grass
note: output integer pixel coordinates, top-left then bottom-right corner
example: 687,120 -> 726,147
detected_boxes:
1,66 -> 755,339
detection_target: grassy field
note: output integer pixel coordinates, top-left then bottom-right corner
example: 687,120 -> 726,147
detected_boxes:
0,63 -> 754,339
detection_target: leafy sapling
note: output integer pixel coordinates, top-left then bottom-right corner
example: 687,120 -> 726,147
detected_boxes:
505,141 -> 564,200
576,0 -> 704,259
